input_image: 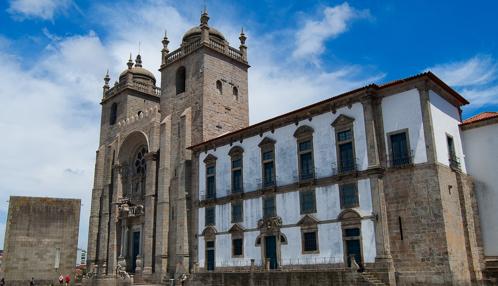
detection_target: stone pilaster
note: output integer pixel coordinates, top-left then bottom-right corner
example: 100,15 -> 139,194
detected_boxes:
87,148 -> 106,269
418,83 -> 437,163
361,94 -> 380,168
370,176 -> 396,285
142,151 -> 158,275
155,115 -> 172,280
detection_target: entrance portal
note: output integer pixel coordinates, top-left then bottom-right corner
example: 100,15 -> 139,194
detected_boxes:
131,231 -> 140,272
346,239 -> 361,267
265,235 -> 278,269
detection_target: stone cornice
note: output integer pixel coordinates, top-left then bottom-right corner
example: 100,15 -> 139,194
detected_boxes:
189,72 -> 468,154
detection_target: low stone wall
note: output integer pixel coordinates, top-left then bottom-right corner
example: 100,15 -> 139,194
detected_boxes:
188,270 -> 371,286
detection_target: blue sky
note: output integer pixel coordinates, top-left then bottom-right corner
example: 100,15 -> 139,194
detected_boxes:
0,0 -> 497,250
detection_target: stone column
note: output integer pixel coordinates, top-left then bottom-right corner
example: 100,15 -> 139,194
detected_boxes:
142,151 -> 158,275
370,176 -> 396,285
418,83 -> 437,163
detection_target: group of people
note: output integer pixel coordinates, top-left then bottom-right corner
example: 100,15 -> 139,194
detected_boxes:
58,275 -> 71,286
0,275 -> 71,286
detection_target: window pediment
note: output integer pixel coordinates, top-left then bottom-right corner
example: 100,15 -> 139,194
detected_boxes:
203,154 -> 217,164
202,225 -> 218,239
338,209 -> 361,221
229,223 -> 245,234
297,214 -> 319,227
293,125 -> 314,138
331,114 -> 355,128
228,146 -> 244,157
258,137 -> 276,147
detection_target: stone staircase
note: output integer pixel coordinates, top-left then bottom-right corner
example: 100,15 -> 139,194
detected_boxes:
359,272 -> 387,286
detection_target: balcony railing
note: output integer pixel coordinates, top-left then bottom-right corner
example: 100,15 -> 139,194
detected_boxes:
387,150 -> 414,168
200,191 -> 217,201
332,158 -> 359,175
449,154 -> 461,171
299,171 -> 315,181
258,177 -> 277,190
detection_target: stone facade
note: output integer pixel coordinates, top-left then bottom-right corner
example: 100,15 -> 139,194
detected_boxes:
85,10 -> 249,286
2,196 -> 80,286
86,8 -> 490,286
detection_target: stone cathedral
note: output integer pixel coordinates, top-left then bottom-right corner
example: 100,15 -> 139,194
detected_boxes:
86,9 -> 498,286
87,10 -> 249,285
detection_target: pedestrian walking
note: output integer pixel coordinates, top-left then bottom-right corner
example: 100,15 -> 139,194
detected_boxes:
29,278 -> 35,286
1,277 -> 5,286
64,275 -> 70,286
58,275 -> 63,286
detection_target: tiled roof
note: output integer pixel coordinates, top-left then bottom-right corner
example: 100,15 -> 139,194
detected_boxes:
462,112 -> 498,125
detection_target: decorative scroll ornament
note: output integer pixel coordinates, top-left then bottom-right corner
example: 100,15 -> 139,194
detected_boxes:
257,216 -> 282,232
117,197 -> 144,218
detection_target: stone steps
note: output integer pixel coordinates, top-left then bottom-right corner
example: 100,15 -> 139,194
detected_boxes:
359,272 -> 387,286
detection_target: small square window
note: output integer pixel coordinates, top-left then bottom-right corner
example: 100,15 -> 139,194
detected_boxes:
303,231 -> 318,252
205,207 -> 215,226
300,191 -> 316,214
340,183 -> 359,209
232,202 -> 243,223
390,132 -> 410,167
263,197 -> 276,218
232,238 -> 243,256
206,241 -> 215,248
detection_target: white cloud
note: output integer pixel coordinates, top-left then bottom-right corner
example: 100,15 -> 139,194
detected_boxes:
0,32 -> 109,248
293,2 -> 370,60
428,55 -> 497,87
427,55 -> 498,110
8,0 -> 72,20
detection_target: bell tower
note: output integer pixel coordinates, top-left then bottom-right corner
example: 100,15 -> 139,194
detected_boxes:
154,10 -> 249,279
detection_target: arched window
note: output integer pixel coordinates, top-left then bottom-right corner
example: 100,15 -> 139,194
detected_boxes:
131,146 -> 147,200
176,66 -> 186,94
233,86 -> 238,100
110,103 -> 118,125
216,80 -> 223,95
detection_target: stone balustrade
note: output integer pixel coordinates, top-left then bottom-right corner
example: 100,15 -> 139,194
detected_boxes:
165,38 -> 246,66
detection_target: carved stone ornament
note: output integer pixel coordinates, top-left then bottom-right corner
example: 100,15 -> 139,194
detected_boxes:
116,256 -> 130,280
117,197 -> 144,218
257,216 -> 282,232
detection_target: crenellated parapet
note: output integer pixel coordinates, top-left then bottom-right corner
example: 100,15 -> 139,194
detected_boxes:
116,105 -> 160,130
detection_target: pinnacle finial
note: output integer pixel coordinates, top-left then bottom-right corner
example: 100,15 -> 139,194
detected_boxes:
104,69 -> 110,86
127,53 -> 133,69
239,28 -> 247,45
200,7 -> 209,26
162,30 -> 170,48
135,54 -> 142,68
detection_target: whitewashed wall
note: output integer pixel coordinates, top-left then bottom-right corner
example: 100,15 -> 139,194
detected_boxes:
196,103 -> 374,268
198,103 -> 368,199
197,179 -> 375,267
381,88 -> 428,164
429,90 -> 467,172
462,123 -> 498,256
